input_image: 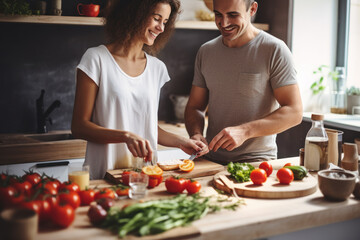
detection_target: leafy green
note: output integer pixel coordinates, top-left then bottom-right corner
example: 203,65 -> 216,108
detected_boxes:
101,194 -> 243,238
227,162 -> 254,183
0,0 -> 32,15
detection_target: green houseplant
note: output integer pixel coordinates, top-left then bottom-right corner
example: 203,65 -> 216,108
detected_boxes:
346,86 -> 360,114
0,0 -> 32,15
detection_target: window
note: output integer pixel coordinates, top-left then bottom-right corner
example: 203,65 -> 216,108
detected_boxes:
347,0 -> 360,88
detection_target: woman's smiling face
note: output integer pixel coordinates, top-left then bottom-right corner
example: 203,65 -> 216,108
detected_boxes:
142,3 -> 171,46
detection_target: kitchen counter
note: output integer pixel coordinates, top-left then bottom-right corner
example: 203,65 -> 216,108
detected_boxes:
303,112 -> 360,132
35,157 -> 360,240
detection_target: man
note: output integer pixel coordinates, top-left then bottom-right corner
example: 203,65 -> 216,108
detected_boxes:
185,0 -> 303,164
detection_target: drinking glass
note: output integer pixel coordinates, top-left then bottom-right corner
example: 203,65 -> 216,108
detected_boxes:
68,164 -> 90,190
129,173 -> 149,200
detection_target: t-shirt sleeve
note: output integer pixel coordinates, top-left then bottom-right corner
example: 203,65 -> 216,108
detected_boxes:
159,60 -> 170,88
192,47 -> 207,89
269,41 -> 297,89
76,48 -> 101,86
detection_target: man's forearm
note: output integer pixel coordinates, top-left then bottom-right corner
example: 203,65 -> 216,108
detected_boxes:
185,107 -> 206,138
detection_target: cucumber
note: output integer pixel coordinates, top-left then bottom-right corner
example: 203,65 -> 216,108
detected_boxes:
284,166 -> 308,180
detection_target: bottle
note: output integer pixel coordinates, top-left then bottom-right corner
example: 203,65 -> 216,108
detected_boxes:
304,114 -> 329,171
330,66 -> 347,114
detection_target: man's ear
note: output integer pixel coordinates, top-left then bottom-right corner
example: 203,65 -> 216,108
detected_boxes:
250,2 -> 258,16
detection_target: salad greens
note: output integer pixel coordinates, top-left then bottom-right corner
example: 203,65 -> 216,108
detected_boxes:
227,162 -> 255,183
102,194 -> 242,238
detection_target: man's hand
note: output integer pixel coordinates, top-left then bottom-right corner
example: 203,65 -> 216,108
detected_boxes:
208,126 -> 247,152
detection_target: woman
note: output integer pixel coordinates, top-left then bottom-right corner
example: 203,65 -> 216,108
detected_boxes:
72,0 -> 208,179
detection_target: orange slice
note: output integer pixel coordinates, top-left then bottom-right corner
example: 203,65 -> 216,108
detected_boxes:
142,165 -> 163,178
179,159 -> 195,172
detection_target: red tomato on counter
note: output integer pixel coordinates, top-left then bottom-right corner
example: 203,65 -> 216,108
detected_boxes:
259,162 -> 273,177
277,168 -> 294,184
186,180 -> 201,194
95,188 -> 116,200
250,169 -> 267,185
58,191 -> 81,209
79,188 -> 95,206
165,177 -> 187,193
51,204 -> 75,228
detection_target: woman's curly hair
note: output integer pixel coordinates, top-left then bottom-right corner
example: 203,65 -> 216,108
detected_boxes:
104,0 -> 181,56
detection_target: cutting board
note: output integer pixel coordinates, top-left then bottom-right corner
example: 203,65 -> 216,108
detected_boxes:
105,158 -> 225,184
213,170 -> 317,199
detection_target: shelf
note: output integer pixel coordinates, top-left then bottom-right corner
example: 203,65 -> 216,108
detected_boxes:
0,15 -> 269,31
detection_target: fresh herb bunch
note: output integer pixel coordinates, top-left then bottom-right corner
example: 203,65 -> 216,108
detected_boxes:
310,65 -> 339,95
0,0 -> 32,15
227,162 -> 255,183
102,194 -> 242,238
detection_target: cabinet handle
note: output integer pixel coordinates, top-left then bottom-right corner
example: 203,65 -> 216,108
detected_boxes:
35,161 -> 69,168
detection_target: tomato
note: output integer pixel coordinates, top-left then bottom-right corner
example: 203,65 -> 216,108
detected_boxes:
38,199 -> 52,222
79,189 -> 96,206
186,180 -> 201,194
19,200 -> 41,214
96,197 -> 114,211
112,184 -> 129,197
43,178 -> 61,190
165,177 -> 187,194
35,181 -> 58,196
0,173 -> 7,181
51,204 -> 75,228
179,160 -> 195,172
0,185 -> 16,208
12,180 -> 32,196
59,181 -> 80,193
37,191 -> 59,208
8,192 -> 25,208
284,163 -> 292,167
94,188 -> 116,200
277,168 -> 294,184
59,191 -> 81,209
259,162 -> 273,177
121,171 -> 137,186
250,169 -> 267,185
22,172 -> 41,186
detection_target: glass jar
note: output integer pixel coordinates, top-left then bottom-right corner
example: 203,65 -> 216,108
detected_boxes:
330,66 -> 347,114
304,114 -> 329,171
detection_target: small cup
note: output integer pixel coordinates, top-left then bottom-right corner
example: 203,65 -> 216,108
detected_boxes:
352,106 -> 360,115
0,208 -> 38,240
68,164 -> 90,190
129,172 -> 149,200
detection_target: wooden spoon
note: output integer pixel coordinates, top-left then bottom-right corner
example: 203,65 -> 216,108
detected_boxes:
219,175 -> 241,199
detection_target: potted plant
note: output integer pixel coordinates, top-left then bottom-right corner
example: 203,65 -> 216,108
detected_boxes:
346,86 -> 360,114
310,65 -> 346,114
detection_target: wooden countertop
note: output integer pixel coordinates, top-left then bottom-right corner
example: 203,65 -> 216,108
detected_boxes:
35,157 -> 360,240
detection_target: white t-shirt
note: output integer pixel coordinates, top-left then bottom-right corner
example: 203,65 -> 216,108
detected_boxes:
77,45 -> 170,179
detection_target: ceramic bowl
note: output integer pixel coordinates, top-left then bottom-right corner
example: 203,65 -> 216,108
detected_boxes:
318,169 -> 357,201
0,208 -> 38,240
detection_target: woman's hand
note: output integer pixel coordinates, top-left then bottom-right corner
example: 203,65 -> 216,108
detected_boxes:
125,132 -> 153,162
179,138 -> 209,158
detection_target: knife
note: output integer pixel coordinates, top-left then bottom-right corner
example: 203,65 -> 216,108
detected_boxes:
189,153 -> 197,161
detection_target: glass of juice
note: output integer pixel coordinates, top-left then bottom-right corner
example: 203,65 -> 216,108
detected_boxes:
68,164 -> 90,190
129,172 -> 148,200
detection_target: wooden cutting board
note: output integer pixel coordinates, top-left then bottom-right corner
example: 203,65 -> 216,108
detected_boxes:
105,158 -> 225,184
213,170 -> 317,199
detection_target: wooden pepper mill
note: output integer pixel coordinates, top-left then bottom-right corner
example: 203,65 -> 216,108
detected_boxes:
341,143 -> 359,171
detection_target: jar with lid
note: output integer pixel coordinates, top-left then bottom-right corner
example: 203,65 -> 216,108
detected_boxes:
304,114 -> 329,171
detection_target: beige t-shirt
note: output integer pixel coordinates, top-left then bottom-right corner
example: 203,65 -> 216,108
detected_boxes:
77,45 -> 170,179
193,31 -> 297,163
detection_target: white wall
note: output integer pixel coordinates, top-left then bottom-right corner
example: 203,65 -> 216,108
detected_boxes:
292,0 -> 338,112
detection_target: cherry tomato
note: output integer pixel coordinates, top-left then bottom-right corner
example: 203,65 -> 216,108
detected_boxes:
284,163 -> 293,167
59,181 -> 80,192
38,199 -> 52,222
37,191 -> 59,208
78,188 -> 95,206
59,191 -> 81,209
165,177 -> 187,194
148,175 -> 163,189
121,171 -> 137,186
277,168 -> 294,184
186,180 -> 201,194
51,204 -> 75,228
112,184 -> 129,197
0,185 -> 16,208
8,192 -> 25,208
43,178 -> 61,190
94,188 -> 116,200
250,169 -> 267,185
35,181 -> 58,196
259,162 -> 273,177
12,180 -> 32,196
22,172 -> 41,186
19,200 -> 41,214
